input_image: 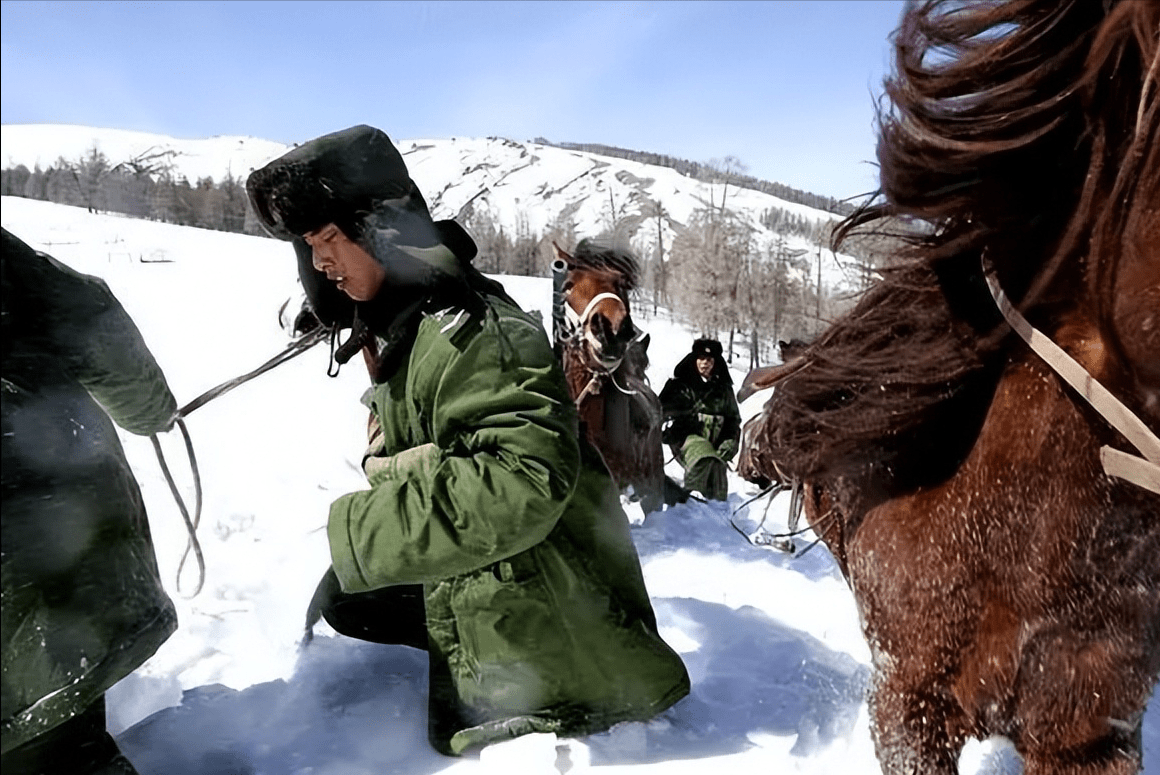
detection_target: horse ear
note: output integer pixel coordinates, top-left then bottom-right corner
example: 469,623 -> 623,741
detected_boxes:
552,241 -> 572,263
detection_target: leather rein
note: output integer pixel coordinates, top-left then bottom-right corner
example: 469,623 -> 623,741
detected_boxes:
984,265 -> 1160,495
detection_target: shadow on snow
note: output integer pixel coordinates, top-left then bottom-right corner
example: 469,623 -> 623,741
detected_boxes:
117,597 -> 868,773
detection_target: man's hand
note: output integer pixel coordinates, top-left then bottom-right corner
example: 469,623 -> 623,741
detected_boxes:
361,411 -> 386,477
697,412 -> 724,441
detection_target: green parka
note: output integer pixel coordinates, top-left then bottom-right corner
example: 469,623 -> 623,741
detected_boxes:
332,288 -> 690,754
1,228 -> 178,754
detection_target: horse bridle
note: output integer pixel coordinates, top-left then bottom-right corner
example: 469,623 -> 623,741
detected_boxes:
561,292 -> 631,362
560,289 -> 648,403
984,262 -> 1160,495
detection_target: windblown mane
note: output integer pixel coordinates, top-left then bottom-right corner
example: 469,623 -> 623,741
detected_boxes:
758,0 -> 1160,508
570,238 -> 641,293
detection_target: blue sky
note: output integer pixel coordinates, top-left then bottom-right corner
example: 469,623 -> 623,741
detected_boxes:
1,1 -> 905,201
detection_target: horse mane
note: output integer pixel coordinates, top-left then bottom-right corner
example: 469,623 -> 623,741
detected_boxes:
757,0 -> 1159,505
570,238 -> 641,293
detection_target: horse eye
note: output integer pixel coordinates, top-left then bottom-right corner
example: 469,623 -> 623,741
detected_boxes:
563,281 -> 574,293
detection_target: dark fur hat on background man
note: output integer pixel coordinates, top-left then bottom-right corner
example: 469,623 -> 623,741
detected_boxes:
674,338 -> 731,386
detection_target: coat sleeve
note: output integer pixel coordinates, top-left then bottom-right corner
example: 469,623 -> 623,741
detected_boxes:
7,237 -> 176,436
721,385 -> 742,445
659,378 -> 697,443
327,311 -> 582,591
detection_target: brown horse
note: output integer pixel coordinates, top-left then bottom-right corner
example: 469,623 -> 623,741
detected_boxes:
736,339 -> 811,404
552,240 -> 665,515
739,1 -> 1159,772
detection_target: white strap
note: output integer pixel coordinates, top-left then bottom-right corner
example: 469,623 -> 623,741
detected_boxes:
1100,447 -> 1160,493
564,292 -> 625,331
984,267 -> 1160,493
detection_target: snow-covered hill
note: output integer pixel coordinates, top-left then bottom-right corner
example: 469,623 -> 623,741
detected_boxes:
0,124 -> 287,188
0,123 -> 865,295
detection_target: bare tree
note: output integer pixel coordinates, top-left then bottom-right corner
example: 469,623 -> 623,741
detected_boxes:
112,146 -> 179,179
639,198 -> 671,315
705,155 -> 748,214
669,205 -> 750,344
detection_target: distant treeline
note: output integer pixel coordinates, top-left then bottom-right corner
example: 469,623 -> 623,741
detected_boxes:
535,139 -> 857,217
1,144 -> 893,367
1,146 -> 267,236
2,140 -> 855,242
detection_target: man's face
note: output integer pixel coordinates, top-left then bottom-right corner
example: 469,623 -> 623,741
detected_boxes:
304,223 -> 387,302
696,355 -> 714,379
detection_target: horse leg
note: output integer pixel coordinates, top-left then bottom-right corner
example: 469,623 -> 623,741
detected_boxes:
865,670 -> 969,775
848,499 -> 975,773
1012,629 -> 1148,775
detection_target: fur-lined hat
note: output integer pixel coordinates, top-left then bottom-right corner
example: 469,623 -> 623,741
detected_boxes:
246,125 -> 478,261
246,125 -> 426,240
690,339 -> 724,360
246,125 -> 485,329
673,338 -> 731,385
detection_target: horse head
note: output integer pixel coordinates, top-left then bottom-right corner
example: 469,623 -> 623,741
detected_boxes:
736,338 -> 814,403
552,242 -> 639,372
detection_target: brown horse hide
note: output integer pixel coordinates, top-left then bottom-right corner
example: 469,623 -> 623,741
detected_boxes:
739,1 -> 1160,773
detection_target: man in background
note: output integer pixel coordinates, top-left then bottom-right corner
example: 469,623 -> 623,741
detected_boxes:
660,338 -> 741,502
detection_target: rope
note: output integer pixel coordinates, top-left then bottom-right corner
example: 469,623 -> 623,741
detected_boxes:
733,483 -> 783,514
176,325 -> 330,419
149,326 -> 331,598
151,419 -> 205,597
606,366 -> 641,397
728,479 -> 832,556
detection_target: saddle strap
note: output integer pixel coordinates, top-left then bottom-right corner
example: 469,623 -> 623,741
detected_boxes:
1100,447 -> 1160,494
984,266 -> 1160,494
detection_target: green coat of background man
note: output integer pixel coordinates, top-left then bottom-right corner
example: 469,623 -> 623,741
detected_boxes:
2,228 -> 178,775
245,125 -> 690,757
659,339 -> 742,502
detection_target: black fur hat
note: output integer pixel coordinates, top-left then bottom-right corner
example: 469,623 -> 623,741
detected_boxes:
690,338 -> 724,359
246,125 -> 483,329
246,125 -> 431,244
674,338 -> 731,385
247,124 -> 480,265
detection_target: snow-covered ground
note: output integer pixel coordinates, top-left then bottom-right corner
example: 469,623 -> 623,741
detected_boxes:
3,196 -> 1157,774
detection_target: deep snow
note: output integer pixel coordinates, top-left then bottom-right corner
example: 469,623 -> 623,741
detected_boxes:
2,196 -> 1156,774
